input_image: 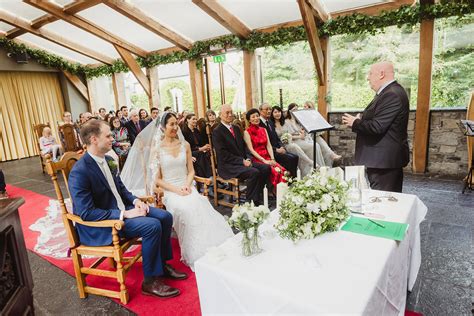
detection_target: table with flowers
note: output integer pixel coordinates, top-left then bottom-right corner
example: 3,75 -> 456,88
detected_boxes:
195,173 -> 427,315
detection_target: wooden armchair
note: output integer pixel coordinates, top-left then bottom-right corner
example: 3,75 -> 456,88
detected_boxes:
58,123 -> 82,152
45,152 -> 153,304
207,125 -> 244,208
32,122 -> 50,173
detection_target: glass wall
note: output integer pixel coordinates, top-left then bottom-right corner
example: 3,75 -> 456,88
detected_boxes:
432,14 -> 474,108
260,41 -> 317,109
158,61 -> 193,113
330,25 -> 420,111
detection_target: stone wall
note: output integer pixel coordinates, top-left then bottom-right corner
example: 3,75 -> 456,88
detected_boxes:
327,109 -> 469,178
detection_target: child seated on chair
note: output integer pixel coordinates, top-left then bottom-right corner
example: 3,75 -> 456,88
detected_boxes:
40,127 -> 62,162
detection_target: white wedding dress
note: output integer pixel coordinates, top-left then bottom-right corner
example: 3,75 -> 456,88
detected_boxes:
157,143 -> 234,270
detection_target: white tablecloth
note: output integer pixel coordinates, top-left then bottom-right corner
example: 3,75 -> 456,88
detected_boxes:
195,191 -> 427,315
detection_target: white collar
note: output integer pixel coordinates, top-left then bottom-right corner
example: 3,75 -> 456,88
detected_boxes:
222,122 -> 232,129
260,117 -> 268,124
89,152 -> 106,165
377,80 -> 396,95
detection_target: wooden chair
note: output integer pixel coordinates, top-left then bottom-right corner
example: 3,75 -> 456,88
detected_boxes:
58,123 -> 82,152
32,122 -> 51,173
45,152 -> 154,304
207,124 -> 243,208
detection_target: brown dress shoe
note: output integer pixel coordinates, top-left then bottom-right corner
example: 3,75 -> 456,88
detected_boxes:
163,264 -> 188,280
141,279 -> 180,298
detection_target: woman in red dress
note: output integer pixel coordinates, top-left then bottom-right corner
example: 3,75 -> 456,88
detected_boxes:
243,108 -> 287,190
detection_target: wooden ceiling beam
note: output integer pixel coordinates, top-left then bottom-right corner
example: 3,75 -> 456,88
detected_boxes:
305,0 -> 330,22
23,0 -> 148,57
62,70 -> 89,101
7,0 -> 101,39
0,9 -> 113,64
297,0 -> 324,84
103,0 -> 192,51
192,0 -> 251,39
114,45 -> 151,96
331,0 -> 414,18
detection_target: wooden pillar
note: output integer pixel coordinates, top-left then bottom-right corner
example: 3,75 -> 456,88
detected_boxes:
112,72 -> 126,111
413,16 -> 435,173
86,77 -> 98,113
243,50 -> 260,110
147,66 -> 160,109
204,57 -> 213,110
189,59 -> 206,118
317,37 -> 330,121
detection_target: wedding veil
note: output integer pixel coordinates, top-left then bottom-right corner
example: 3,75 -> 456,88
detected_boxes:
120,113 -> 185,197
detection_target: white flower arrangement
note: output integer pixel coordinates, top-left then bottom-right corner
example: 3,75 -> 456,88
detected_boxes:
275,171 -> 350,242
280,132 -> 292,145
228,202 -> 270,231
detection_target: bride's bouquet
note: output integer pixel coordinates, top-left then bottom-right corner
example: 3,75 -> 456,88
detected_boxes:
276,171 -> 350,242
228,202 -> 270,256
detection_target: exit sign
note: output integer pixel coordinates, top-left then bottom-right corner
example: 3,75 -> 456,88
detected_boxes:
212,54 -> 226,63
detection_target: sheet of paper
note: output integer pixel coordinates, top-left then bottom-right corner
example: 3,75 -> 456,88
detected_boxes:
341,216 -> 409,241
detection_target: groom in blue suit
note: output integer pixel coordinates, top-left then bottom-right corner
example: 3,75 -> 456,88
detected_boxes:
69,119 -> 187,298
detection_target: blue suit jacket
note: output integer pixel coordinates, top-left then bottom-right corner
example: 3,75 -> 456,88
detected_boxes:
69,152 -> 137,246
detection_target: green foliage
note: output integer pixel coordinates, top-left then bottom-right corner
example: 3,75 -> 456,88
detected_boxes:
0,3 -> 470,79
130,94 -> 149,110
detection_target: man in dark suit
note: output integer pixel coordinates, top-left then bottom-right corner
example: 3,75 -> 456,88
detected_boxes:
125,109 -> 148,145
259,103 -> 299,176
69,119 -> 187,299
213,104 -> 271,205
342,62 -> 409,192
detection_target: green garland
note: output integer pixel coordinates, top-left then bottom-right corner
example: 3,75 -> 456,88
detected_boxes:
0,2 -> 472,78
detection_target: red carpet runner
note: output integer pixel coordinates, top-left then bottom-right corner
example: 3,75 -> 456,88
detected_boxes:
8,185 -> 201,315
9,184 -> 422,316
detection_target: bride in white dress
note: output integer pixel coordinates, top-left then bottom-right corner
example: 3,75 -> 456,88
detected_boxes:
121,112 -> 233,270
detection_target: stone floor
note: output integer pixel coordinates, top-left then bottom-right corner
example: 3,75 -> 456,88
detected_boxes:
1,157 -> 473,315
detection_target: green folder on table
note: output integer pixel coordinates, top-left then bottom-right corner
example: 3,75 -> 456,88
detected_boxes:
341,216 -> 409,241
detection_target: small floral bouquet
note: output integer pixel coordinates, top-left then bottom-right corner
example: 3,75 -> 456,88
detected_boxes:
107,159 -> 118,176
276,171 -> 350,242
280,132 -> 292,145
228,202 -> 270,256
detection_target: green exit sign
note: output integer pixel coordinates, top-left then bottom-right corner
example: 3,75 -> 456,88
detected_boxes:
212,54 -> 226,63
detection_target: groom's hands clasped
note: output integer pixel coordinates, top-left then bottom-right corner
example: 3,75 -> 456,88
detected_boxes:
123,200 -> 150,219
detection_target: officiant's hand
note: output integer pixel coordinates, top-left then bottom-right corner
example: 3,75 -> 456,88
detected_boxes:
123,208 -> 147,219
342,113 -> 361,127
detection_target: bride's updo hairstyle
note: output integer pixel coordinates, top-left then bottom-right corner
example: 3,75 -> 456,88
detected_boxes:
160,112 -> 177,130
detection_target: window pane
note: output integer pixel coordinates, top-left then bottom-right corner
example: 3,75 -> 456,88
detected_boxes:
158,61 -> 193,113
432,14 -> 474,108
330,25 -> 420,111
261,42 -> 317,109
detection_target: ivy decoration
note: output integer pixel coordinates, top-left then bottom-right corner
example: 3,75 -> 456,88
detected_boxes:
0,2 -> 471,79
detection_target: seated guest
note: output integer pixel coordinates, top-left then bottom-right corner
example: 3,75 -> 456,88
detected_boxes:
0,170 -> 8,199
98,107 -> 107,120
125,109 -> 148,145
139,108 -> 151,125
150,107 -> 160,121
259,103 -> 298,177
292,102 -> 341,166
80,112 -> 93,126
40,127 -> 62,162
271,106 -> 323,176
213,104 -> 270,205
206,109 -> 218,131
182,114 -> 212,178
77,113 -> 84,126
120,106 -> 130,125
177,111 -> 188,129
110,116 -> 131,159
69,119 -> 186,298
196,117 -> 209,145
59,111 -> 82,149
244,109 -> 287,189
116,109 -> 124,126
